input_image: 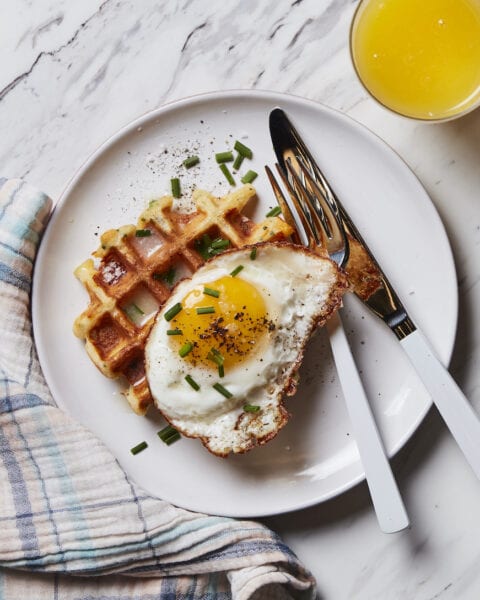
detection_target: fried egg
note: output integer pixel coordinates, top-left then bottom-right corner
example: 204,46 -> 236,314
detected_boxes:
145,242 -> 347,456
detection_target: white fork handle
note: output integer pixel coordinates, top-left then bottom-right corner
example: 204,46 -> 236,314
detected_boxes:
327,311 -> 409,533
401,329 -> 480,478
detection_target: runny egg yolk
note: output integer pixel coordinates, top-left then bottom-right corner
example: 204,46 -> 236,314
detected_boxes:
169,275 -> 273,370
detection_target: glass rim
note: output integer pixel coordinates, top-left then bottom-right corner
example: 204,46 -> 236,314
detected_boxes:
348,0 -> 480,123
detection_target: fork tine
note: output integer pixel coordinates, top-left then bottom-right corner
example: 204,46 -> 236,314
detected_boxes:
280,161 -> 323,249
296,155 -> 345,238
272,164 -> 319,250
264,166 -> 302,246
291,157 -> 350,267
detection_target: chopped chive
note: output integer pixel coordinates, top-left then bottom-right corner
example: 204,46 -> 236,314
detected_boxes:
218,364 -> 225,378
219,163 -> 235,186
128,303 -> 144,315
185,374 -> 200,391
207,348 -> 224,367
164,266 -> 176,286
130,441 -> 148,455
158,425 -> 178,438
243,403 -> 261,413
158,425 -> 181,445
266,205 -> 282,217
232,153 -> 244,170
230,265 -> 244,277
164,302 -> 182,321
123,303 -> 145,322
171,178 -> 181,198
213,382 -> 233,399
153,266 -> 176,286
179,342 -> 193,357
183,155 -> 199,169
234,140 -> 253,159
208,246 -> 229,257
211,238 -> 230,250
241,170 -> 258,184
166,328 -> 183,335
164,433 -> 181,445
196,306 -> 215,315
195,234 -> 231,258
215,151 -> 234,163
135,229 -> 152,237
203,287 -> 220,298
250,247 -> 257,260
194,233 -> 213,260
163,432 -> 181,445
163,267 -> 176,285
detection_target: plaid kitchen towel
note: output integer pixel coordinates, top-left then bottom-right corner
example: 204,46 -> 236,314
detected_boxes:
0,178 -> 316,599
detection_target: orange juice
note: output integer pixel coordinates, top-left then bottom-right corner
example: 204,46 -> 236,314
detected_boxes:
350,0 -> 480,120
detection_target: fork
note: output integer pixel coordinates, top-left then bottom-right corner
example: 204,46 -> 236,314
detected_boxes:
265,160 -> 410,533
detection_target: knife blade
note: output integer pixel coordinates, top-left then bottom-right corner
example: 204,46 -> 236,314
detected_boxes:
269,107 -> 480,480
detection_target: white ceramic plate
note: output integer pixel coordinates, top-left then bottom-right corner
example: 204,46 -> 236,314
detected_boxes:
32,90 -> 457,517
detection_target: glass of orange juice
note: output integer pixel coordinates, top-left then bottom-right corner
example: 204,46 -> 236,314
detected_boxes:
350,0 -> 480,121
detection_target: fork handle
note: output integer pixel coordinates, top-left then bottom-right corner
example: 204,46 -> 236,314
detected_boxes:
328,311 -> 409,533
401,329 -> 480,478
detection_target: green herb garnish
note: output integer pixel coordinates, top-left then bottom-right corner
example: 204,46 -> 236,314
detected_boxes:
243,404 -> 261,413
241,170 -> 258,184
124,303 -> 144,321
219,163 -> 235,186
196,306 -> 215,315
215,151 -> 234,163
158,425 -> 181,445
179,342 -> 193,357
230,265 -> 244,277
232,153 -> 244,170
185,374 -> 200,391
213,382 -> 233,399
153,266 -> 176,286
164,302 -> 182,321
183,155 -> 199,169
203,287 -> 220,298
166,328 -> 183,335
194,233 -> 213,260
207,349 -> 225,377
194,234 -> 230,259
207,348 -> 224,367
234,140 -> 253,159
135,229 -> 152,237
171,177 -> 181,198
266,205 -> 282,217
250,247 -> 257,260
210,238 -> 230,250
130,441 -> 148,455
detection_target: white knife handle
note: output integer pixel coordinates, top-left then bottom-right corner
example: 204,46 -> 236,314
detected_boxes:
328,312 -> 409,533
401,329 -> 480,478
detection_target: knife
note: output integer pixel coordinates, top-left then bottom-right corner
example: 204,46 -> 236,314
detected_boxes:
270,107 -> 480,480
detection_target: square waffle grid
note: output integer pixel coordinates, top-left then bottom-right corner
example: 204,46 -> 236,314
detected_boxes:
73,186 -> 293,414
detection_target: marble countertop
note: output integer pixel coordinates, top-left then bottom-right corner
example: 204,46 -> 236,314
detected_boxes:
2,0 -> 479,598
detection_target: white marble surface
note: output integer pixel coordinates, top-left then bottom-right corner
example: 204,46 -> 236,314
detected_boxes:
2,0 -> 480,598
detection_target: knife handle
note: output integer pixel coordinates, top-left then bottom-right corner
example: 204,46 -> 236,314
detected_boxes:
328,311 -> 409,533
401,329 -> 480,478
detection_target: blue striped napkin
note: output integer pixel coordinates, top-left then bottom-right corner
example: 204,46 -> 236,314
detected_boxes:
0,178 -> 316,599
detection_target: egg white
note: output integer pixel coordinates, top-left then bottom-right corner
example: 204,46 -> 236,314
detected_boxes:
145,243 -> 346,456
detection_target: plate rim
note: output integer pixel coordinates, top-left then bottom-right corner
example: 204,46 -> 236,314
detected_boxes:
32,89 -> 458,516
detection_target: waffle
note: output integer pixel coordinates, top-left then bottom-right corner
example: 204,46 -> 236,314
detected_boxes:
73,185 -> 293,415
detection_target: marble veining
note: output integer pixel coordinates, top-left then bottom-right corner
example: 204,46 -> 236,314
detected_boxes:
1,0 -> 480,598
